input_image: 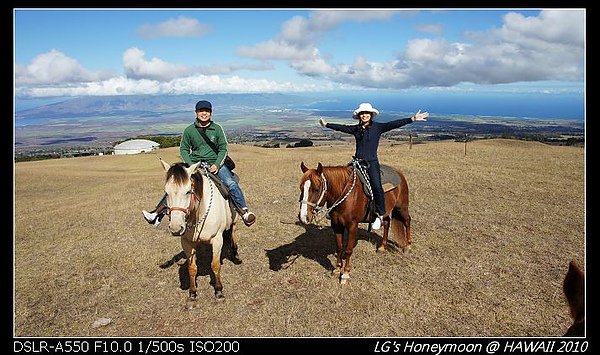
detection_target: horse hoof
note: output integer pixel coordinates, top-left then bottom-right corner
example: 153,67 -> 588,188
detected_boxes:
188,294 -> 198,302
331,269 -> 341,277
340,273 -> 350,285
215,291 -> 225,301
377,246 -> 386,253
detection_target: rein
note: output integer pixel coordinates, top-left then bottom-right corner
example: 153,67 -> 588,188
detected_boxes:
187,164 -> 215,238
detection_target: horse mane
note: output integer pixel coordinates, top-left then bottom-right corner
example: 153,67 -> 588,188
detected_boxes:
166,162 -> 203,199
322,165 -> 354,195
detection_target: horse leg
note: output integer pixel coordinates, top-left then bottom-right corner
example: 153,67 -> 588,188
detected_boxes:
331,224 -> 345,277
340,222 -> 358,284
378,216 -> 390,252
211,235 -> 225,301
187,248 -> 198,301
400,206 -> 412,247
390,206 -> 412,251
225,225 -> 242,264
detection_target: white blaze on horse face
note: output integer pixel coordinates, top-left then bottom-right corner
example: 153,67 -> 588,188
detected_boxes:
300,179 -> 311,224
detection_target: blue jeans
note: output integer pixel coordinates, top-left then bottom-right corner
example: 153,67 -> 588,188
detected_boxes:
153,166 -> 247,214
366,159 -> 385,216
217,165 -> 248,211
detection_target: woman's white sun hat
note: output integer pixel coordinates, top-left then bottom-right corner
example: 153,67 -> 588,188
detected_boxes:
352,102 -> 379,119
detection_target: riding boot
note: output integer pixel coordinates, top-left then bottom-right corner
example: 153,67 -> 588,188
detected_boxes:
143,201 -> 169,227
232,203 -> 256,227
372,214 -> 383,230
241,208 -> 256,226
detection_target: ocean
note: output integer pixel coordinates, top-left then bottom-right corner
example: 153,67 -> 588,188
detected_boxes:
301,91 -> 584,121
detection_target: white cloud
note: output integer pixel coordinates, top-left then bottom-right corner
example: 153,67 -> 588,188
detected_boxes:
299,9 -> 585,89
135,16 -> 211,39
15,74 -> 335,98
416,23 -> 444,35
123,47 -> 192,81
197,61 -> 274,75
290,56 -> 332,76
239,10 -> 401,63
15,9 -> 584,97
500,10 -> 584,47
234,9 -> 583,89
123,47 -> 274,80
15,49 -> 114,85
309,9 -> 402,29
237,40 -> 316,61
15,47 -> 284,97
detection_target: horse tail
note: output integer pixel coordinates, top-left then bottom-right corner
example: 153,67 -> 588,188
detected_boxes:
390,168 -> 411,249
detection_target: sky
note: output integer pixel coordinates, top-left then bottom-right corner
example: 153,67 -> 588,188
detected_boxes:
13,8 -> 585,99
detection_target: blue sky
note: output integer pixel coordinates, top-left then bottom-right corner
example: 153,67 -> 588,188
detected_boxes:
14,9 -> 585,99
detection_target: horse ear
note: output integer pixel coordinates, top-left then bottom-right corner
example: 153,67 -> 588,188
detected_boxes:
316,163 -> 323,175
188,161 -> 201,175
160,158 -> 171,172
300,161 -> 309,173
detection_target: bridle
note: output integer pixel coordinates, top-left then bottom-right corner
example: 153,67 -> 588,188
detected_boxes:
168,163 -> 215,234
168,177 -> 199,217
300,165 -> 358,220
300,173 -> 329,214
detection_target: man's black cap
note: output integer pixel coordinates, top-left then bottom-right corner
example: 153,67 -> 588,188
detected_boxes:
195,100 -> 212,111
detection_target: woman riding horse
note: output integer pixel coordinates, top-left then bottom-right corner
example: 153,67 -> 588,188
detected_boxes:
319,103 -> 428,229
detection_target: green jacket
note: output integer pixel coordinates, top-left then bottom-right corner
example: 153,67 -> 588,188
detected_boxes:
180,121 -> 228,167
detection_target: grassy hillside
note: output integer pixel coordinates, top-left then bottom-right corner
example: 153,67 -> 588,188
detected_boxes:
14,139 -> 585,337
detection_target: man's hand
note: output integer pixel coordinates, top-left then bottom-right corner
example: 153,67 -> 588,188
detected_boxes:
209,164 -> 218,174
319,118 -> 327,127
412,110 -> 429,121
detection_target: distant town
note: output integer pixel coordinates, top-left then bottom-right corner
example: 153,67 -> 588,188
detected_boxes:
15,120 -> 584,162
14,93 -> 584,162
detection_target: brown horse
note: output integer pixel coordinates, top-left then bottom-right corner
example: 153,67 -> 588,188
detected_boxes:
563,260 -> 585,336
298,160 -> 411,283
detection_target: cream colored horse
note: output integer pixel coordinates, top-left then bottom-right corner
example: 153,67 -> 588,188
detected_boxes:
160,159 -> 236,301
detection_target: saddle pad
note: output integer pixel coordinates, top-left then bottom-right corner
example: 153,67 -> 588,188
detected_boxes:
380,164 -> 402,192
356,164 -> 402,195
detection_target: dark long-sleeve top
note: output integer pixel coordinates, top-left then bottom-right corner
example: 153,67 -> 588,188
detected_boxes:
325,117 -> 413,161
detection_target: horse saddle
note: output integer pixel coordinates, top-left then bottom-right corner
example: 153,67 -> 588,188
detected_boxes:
202,171 -> 239,200
355,164 -> 402,198
203,172 -> 241,218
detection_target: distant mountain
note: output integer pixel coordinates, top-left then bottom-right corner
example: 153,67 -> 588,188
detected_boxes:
15,93 -> 321,121
14,92 -> 585,155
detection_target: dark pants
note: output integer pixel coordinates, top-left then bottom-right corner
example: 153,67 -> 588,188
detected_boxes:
366,159 -> 385,216
154,193 -> 168,215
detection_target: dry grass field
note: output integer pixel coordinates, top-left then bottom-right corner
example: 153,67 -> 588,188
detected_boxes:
14,139 -> 585,337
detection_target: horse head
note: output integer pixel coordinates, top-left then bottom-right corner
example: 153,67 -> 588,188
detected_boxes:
298,161 -> 325,224
563,260 -> 585,336
160,159 -> 202,236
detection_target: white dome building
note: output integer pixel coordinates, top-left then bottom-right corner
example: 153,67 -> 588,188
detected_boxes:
113,139 -> 159,155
